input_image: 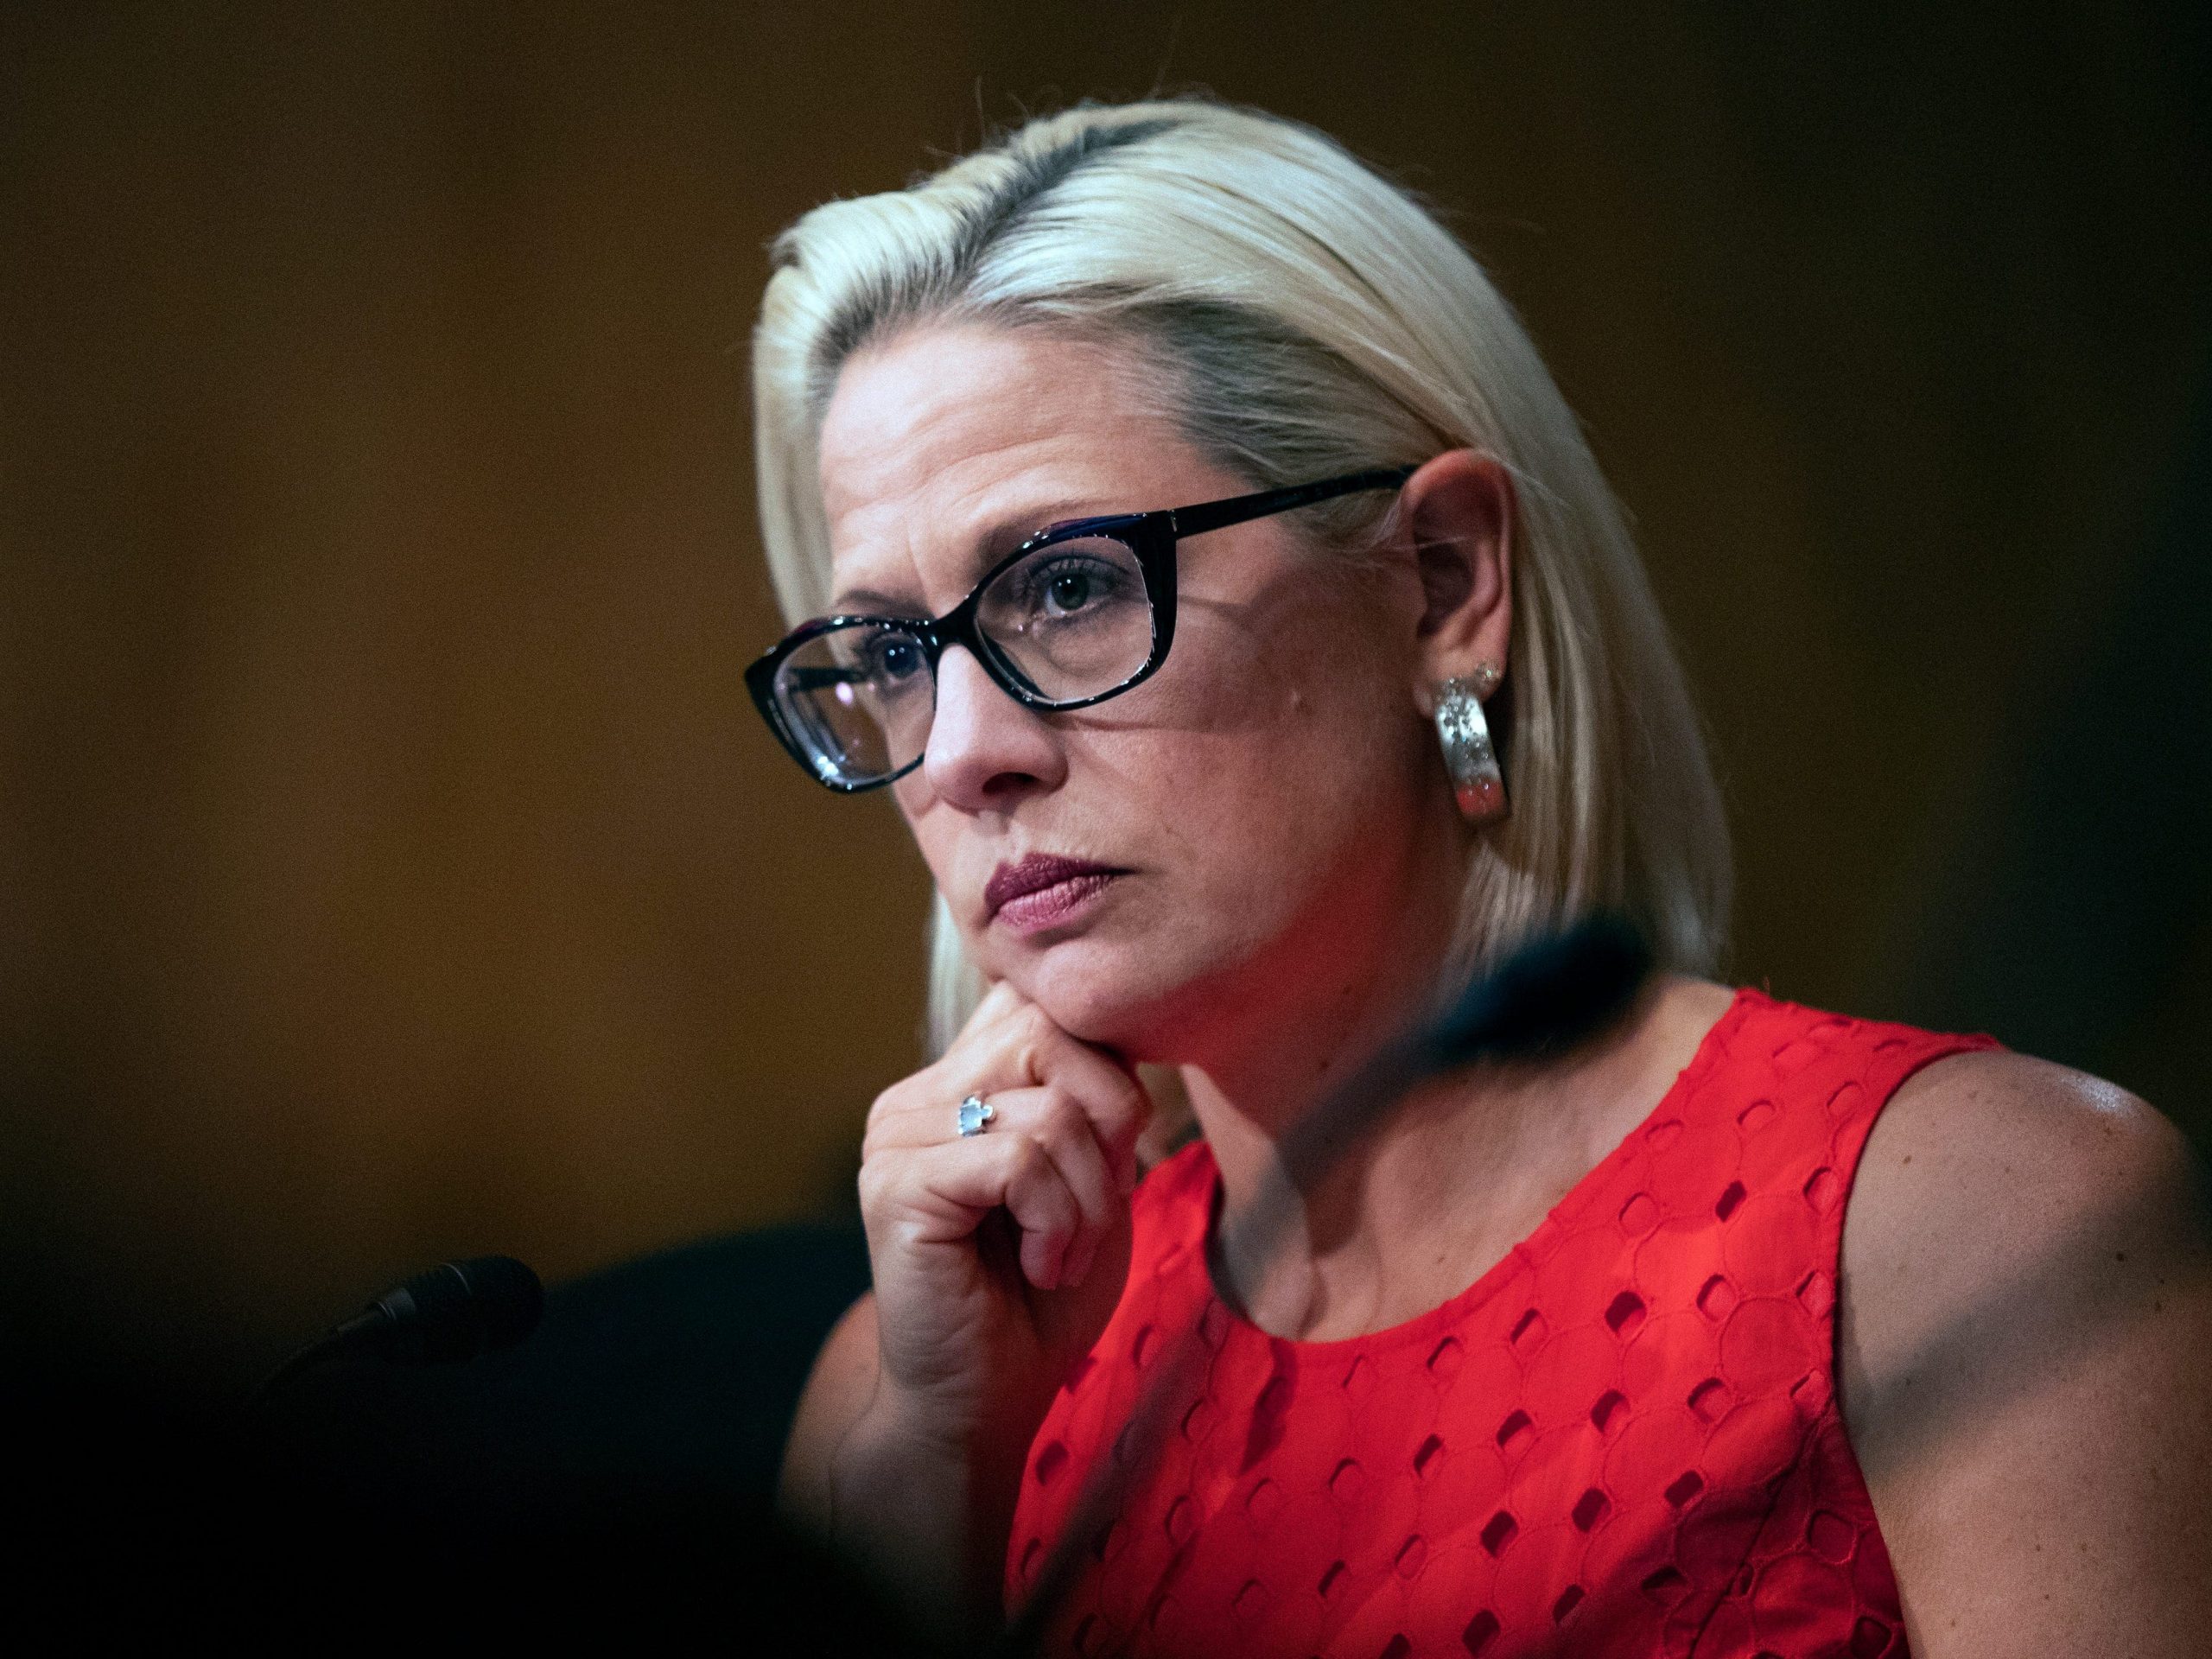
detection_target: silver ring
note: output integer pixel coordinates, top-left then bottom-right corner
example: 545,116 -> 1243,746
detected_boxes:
957,1094 -> 995,1137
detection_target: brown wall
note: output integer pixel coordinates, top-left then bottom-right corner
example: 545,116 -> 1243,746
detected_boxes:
3,3 -> 2207,1378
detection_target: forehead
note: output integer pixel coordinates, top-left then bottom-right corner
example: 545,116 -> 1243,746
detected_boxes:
816,322 -> 1202,605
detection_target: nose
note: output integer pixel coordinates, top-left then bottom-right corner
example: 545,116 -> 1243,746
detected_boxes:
920,645 -> 1066,810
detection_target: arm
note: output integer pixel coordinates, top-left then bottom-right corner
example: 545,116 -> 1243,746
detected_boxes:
779,1292 -> 883,1540
1840,1051 -> 2212,1656
775,987 -> 1146,1643
779,1289 -> 1047,1631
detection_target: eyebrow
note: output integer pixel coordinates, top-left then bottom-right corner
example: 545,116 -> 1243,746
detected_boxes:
827,499 -> 1101,617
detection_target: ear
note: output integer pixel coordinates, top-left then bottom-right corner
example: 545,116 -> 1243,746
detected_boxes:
1396,449 -> 1515,713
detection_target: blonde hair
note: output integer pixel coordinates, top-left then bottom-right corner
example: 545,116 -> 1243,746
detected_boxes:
753,99 -> 1732,1055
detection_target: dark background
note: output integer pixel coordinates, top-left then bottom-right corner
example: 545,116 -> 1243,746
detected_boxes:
3,3 -> 2208,1389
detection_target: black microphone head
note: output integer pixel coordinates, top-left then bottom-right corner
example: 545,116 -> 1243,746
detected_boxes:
1424,913 -> 1654,1071
368,1255 -> 543,1365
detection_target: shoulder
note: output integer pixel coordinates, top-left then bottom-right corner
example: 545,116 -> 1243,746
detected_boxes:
1834,1048 -> 2212,1634
1827,1047 -> 2212,1649
1842,1048 -> 2205,1329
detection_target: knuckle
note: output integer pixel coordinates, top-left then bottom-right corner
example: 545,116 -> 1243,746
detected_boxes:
855,1160 -> 893,1211
1021,1180 -> 1072,1232
859,1105 -> 911,1161
1037,1090 -> 1095,1157
1112,1069 -> 1148,1119
1005,1135 -> 1058,1194
962,985 -> 1020,1045
1108,1091 -> 1148,1144
865,1078 -> 913,1128
1032,1084 -> 1078,1131
1012,1010 -> 1058,1076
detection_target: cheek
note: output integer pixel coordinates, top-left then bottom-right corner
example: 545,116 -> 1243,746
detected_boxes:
892,779 -> 960,888
884,566 -> 1432,999
1148,576 -> 1414,782
1093,589 -> 1426,878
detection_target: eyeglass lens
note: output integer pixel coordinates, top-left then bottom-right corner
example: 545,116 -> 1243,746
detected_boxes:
770,532 -> 1156,785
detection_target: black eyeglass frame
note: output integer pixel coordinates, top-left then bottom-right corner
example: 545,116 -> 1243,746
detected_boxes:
745,464 -> 1420,792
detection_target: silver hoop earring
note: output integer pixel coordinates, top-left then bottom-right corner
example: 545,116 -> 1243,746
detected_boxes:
1434,668 -> 1508,825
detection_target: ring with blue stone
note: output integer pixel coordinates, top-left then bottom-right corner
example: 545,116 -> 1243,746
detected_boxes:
957,1094 -> 995,1137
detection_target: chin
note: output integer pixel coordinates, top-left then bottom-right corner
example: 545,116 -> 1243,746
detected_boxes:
1003,933 -> 1231,1064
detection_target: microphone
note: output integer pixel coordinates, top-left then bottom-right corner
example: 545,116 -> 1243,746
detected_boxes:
252,1255 -> 543,1403
1419,911 -> 1654,1070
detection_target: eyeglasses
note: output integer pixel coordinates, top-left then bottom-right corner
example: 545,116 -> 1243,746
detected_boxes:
746,466 -> 1418,792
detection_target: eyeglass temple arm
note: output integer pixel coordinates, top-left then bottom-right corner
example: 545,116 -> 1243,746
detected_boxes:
1166,465 -> 1418,538
784,665 -> 868,690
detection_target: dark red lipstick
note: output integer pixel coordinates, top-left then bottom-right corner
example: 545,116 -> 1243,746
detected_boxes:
985,854 -> 1126,933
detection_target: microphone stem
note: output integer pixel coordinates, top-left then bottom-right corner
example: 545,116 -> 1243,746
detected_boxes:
243,1309 -> 386,1411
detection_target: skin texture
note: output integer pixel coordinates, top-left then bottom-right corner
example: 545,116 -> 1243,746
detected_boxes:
778,321 -> 2212,1650
1841,1051 -> 2212,1655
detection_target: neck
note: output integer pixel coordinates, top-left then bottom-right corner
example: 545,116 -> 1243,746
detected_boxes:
1166,830 -> 1462,1315
1179,957 -> 1726,1342
1169,832 -> 1460,1186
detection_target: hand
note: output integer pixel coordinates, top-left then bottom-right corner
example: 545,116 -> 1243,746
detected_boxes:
855,981 -> 1151,1433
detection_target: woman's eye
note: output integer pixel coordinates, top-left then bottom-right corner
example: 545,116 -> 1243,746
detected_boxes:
1045,570 -> 1096,614
1024,557 -> 1130,620
866,635 -> 925,683
983,539 -> 1142,638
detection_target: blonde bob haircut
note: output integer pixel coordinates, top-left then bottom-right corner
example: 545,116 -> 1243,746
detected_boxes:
753,99 -> 1732,1057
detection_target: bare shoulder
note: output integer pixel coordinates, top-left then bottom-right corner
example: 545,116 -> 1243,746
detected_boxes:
1844,1049 -> 2207,1337
1876,1045 -> 2188,1173
1837,1049 -> 2212,1655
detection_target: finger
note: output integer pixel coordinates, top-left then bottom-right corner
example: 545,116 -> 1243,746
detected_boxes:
861,1084 -> 1119,1286
873,1002 -> 1140,1134
861,987 -> 1050,1146
874,1133 -> 1085,1290
960,977 -> 1029,1039
999,1128 -> 1087,1289
1018,1032 -> 1149,1197
869,1033 -> 1149,1199
976,1014 -> 1148,1197
963,1006 -> 1147,1162
978,1085 -> 1122,1284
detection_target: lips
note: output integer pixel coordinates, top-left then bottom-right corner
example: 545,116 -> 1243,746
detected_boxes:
984,854 -> 1127,928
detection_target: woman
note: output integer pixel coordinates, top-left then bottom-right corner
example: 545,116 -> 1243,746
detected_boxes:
751,101 -> 2212,1656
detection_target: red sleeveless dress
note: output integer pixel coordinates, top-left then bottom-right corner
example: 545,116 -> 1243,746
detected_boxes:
1005,990 -> 1996,1657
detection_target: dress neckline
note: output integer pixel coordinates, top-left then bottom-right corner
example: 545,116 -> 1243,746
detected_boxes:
1184,984 -> 1763,1356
